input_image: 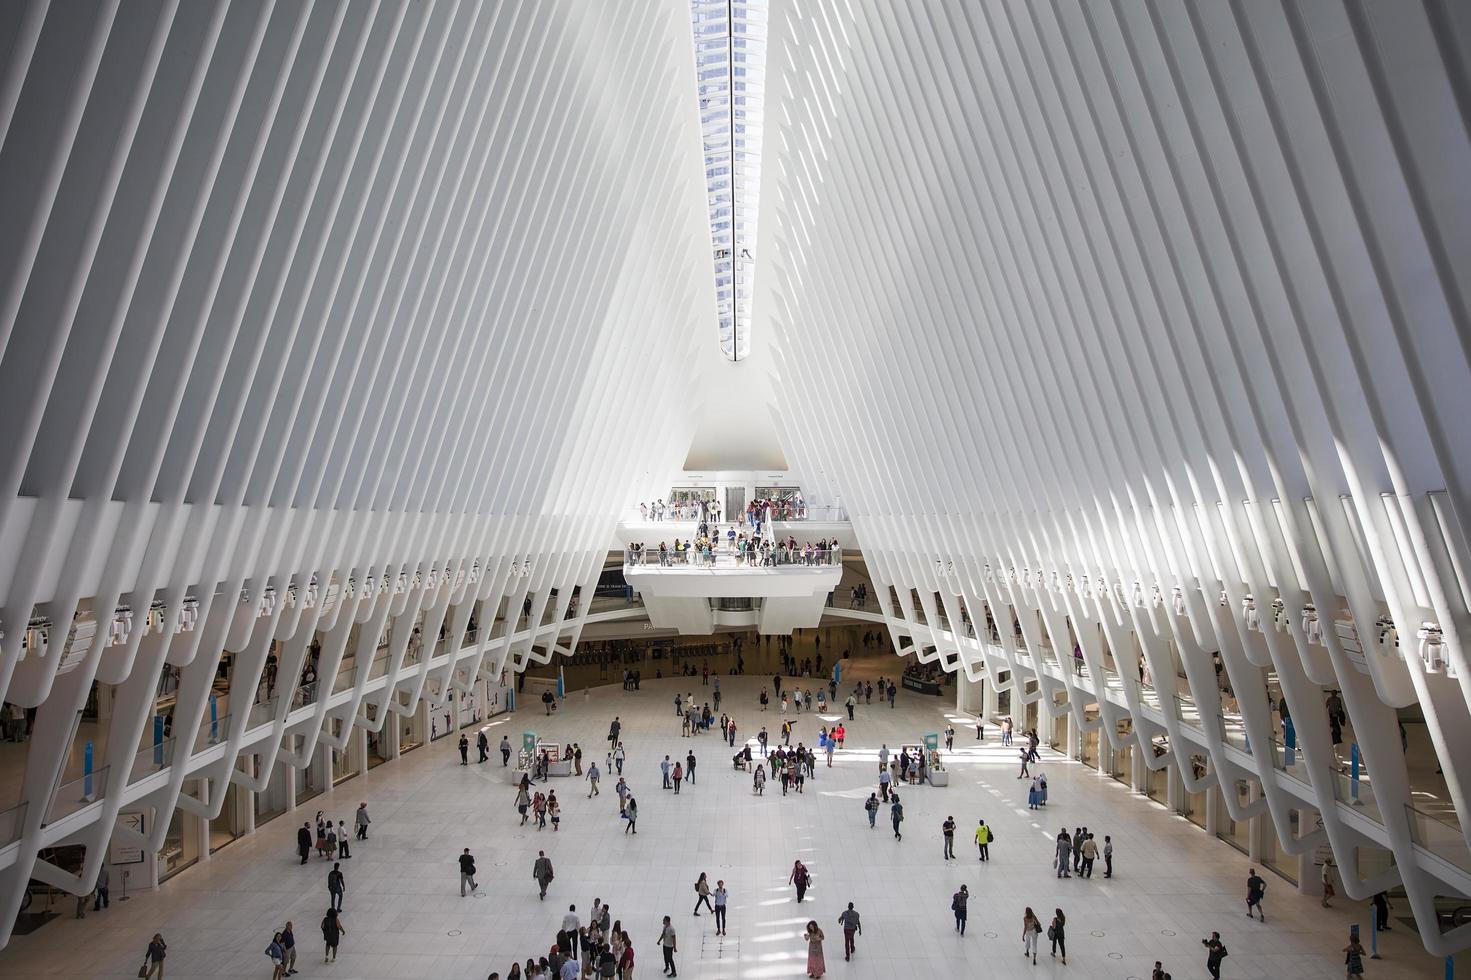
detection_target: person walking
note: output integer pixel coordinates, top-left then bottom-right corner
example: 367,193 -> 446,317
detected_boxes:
713,881 -> 728,936
952,885 -> 969,935
837,903 -> 861,961
726,718 -> 737,748
864,793 -> 879,828
623,796 -> 638,834
1103,834 -> 1113,877
944,725 -> 955,751
327,861 -> 345,910
1372,891 -> 1392,931
613,742 -> 626,775
459,734 -> 469,765
1344,932 -> 1366,979
1018,746 -> 1031,779
141,933 -> 167,979
887,681 -> 896,708
1021,908 -> 1041,964
534,850 -> 555,900
685,751 -> 696,785
1048,908 -> 1066,963
337,821 -> 351,860
1152,962 -> 1170,980
1202,931 -> 1228,979
693,873 -> 713,916
975,819 -> 992,861
297,822 -> 312,864
845,694 -> 855,720
586,761 -> 601,797
790,860 -> 811,903
501,735 -> 512,766
477,730 -> 489,763
608,717 -> 621,748
1321,860 -> 1336,907
1054,828 -> 1072,878
803,920 -> 826,978
93,865 -> 109,910
658,916 -> 678,977
672,762 -> 683,794
355,802 -> 370,839
321,908 -> 345,963
1246,867 -> 1266,921
459,849 -> 478,896
942,816 -> 957,860
891,796 -> 904,840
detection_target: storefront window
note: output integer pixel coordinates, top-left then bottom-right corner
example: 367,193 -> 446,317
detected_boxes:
159,799 -> 199,881
208,776 -> 246,853
1261,808 -> 1299,884
1217,779 -> 1255,854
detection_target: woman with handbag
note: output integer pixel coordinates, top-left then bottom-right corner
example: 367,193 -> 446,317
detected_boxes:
1049,908 -> 1067,963
140,933 -> 166,978
1021,908 -> 1041,964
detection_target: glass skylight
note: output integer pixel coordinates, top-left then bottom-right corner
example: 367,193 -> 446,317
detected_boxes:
690,0 -> 766,361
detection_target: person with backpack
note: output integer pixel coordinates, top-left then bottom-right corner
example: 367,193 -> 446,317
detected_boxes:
1246,868 -> 1266,921
321,908 -> 345,962
864,793 -> 880,828
1202,931 -> 1228,979
693,873 -> 713,916
951,885 -> 969,935
974,819 -> 992,861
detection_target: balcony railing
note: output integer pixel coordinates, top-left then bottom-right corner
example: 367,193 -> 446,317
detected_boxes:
624,547 -> 841,568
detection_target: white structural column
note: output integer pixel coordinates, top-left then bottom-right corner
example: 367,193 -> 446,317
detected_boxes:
758,0 -> 1471,956
0,0 -> 717,950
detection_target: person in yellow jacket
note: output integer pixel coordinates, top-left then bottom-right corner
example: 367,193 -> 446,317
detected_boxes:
974,819 -> 993,862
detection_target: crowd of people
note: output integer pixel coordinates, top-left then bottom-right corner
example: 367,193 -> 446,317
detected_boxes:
636,494 -> 812,526
625,532 -> 839,569
125,643 -> 1384,980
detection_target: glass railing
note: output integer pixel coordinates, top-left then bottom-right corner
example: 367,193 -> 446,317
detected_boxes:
1404,804 -> 1471,874
295,680 -> 320,708
0,802 -> 26,847
629,503 -> 848,523
46,767 -> 109,824
333,666 -> 357,694
192,712 -> 230,752
129,737 -> 177,783
1330,760 -> 1383,824
624,547 -> 841,568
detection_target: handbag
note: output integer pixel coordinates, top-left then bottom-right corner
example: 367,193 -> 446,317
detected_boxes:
138,968 -> 149,979
1047,926 -> 1056,941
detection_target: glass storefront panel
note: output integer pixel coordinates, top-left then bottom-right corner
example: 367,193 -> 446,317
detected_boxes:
159,797 -> 199,882
208,777 -> 246,853
1217,780 -> 1255,854
255,753 -> 289,825
1081,727 -> 1099,770
1261,808 -> 1299,885
294,736 -> 325,807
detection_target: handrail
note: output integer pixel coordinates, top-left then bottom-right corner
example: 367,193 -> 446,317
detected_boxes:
623,546 -> 841,568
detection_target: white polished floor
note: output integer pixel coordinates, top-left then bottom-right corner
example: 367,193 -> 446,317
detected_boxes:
0,662 -> 1457,979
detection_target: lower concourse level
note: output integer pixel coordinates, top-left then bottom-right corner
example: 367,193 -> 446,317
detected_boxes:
0,649 -> 1457,979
